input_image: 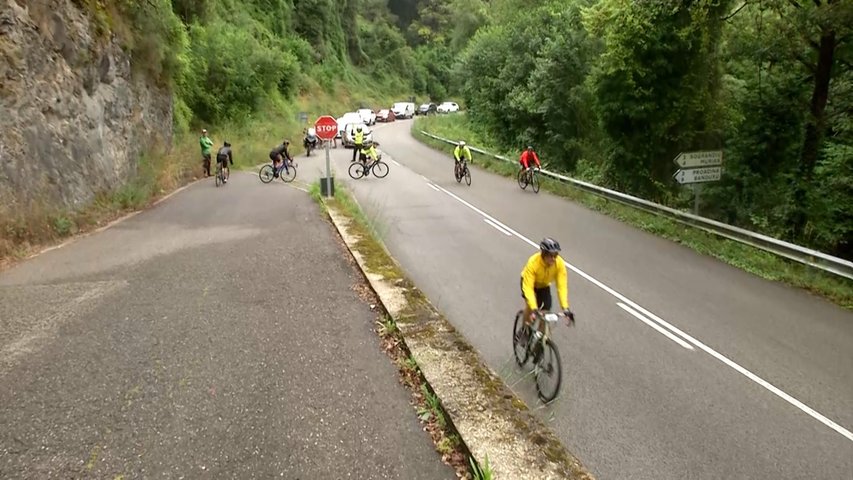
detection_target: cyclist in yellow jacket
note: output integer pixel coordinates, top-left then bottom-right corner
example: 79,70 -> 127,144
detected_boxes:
520,238 -> 575,337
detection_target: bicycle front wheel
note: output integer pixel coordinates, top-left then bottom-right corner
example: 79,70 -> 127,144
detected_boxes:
372,161 -> 389,178
535,339 -> 562,403
512,311 -> 530,367
348,162 -> 366,179
259,165 -> 274,183
464,166 -> 471,186
280,165 -> 297,183
531,172 -> 540,193
517,170 -> 528,190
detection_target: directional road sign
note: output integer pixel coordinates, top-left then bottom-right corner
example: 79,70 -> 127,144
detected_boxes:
673,150 -> 723,168
674,166 -> 722,184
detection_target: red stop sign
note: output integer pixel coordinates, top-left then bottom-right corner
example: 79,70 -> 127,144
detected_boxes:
314,115 -> 338,141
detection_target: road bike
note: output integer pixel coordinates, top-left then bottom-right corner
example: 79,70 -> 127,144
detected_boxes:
512,309 -> 571,402
348,154 -> 389,179
517,167 -> 541,193
259,159 -> 297,183
454,160 -> 471,186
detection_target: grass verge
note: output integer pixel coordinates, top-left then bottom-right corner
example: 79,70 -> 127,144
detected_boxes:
0,139 -> 198,269
310,181 -> 592,479
413,116 -> 853,310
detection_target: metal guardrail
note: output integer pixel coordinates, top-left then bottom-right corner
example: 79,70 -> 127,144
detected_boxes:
420,131 -> 853,281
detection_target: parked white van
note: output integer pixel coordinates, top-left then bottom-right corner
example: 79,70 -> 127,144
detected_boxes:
391,102 -> 415,119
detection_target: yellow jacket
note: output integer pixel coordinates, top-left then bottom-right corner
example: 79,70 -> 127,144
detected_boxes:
520,252 -> 569,310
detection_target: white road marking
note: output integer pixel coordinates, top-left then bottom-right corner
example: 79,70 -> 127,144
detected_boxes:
429,182 -> 853,443
427,183 -> 441,192
618,303 -> 694,350
484,218 -> 512,236
392,159 -> 401,167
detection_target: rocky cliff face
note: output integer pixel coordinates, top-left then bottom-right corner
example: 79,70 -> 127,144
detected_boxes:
0,0 -> 172,215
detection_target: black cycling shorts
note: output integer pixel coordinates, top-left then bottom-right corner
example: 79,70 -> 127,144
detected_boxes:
520,278 -> 551,310
217,154 -> 229,164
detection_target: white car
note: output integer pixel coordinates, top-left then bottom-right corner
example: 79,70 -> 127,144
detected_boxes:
437,101 -> 460,113
336,112 -> 363,139
342,123 -> 373,148
357,108 -> 376,126
391,102 -> 416,119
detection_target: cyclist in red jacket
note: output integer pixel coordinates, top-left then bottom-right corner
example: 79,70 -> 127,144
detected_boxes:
519,145 -> 541,174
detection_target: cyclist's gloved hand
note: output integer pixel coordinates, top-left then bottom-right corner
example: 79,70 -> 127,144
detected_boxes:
563,308 -> 575,326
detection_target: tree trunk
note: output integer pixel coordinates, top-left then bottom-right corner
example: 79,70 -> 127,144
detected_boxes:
789,27 -> 836,240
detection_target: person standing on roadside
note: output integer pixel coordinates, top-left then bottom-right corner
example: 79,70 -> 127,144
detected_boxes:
352,125 -> 364,163
200,128 -> 214,177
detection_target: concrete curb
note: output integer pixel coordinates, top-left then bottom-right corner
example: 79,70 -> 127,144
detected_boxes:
322,201 -> 595,480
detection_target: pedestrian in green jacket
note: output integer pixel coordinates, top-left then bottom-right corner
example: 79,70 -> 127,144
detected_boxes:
200,128 -> 214,177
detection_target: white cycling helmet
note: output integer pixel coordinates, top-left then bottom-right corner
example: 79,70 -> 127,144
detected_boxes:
459,140 -> 466,147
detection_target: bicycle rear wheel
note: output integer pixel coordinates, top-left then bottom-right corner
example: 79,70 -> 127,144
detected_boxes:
215,167 -> 222,187
464,166 -> 471,186
535,339 -> 562,403
372,161 -> 389,178
348,162 -> 366,179
512,311 -> 530,366
531,172 -> 540,193
517,170 -> 528,190
259,165 -> 274,183
280,164 -> 297,183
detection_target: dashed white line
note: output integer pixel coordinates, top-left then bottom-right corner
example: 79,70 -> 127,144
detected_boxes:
484,218 -> 512,236
427,179 -> 853,443
391,159 -> 401,167
427,183 -> 440,192
618,303 -> 694,350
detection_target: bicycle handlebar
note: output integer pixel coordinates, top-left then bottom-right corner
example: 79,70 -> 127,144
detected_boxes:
532,309 -> 575,325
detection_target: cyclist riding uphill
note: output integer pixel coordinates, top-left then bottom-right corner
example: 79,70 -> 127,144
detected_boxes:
454,140 -> 472,168
216,141 -> 234,183
519,145 -> 541,173
519,238 -> 575,340
269,139 -> 293,178
361,141 -> 381,164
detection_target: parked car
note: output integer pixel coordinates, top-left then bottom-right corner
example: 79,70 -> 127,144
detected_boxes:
391,101 -> 415,119
336,112 -> 363,139
342,122 -> 374,148
437,101 -> 460,113
417,103 -> 437,116
357,108 -> 376,126
376,109 -> 395,122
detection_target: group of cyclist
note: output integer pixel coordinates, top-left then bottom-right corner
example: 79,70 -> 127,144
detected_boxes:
200,129 -> 298,182
454,140 -> 574,330
454,142 -> 541,179
200,127 -> 573,333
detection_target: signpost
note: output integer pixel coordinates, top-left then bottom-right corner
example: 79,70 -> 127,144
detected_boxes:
673,166 -> 722,185
674,150 -> 724,168
314,115 -> 338,197
672,150 -> 723,215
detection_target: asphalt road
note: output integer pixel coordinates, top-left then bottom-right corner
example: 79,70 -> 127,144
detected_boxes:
297,120 -> 853,479
0,172 -> 454,479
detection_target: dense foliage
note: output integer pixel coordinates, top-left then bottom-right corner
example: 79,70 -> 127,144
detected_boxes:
445,0 -> 851,258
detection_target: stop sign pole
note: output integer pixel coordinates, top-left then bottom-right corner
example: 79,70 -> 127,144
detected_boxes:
314,115 -> 338,197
